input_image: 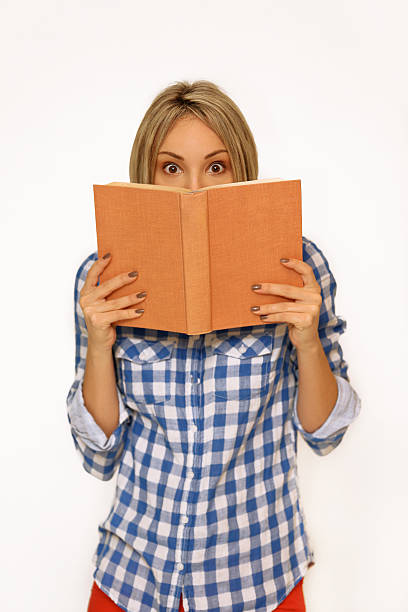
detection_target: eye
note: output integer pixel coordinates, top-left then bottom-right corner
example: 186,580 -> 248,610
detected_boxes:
208,161 -> 226,174
162,162 -> 181,175
161,161 -> 227,175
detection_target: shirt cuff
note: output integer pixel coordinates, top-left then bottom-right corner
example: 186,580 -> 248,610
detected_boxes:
292,374 -> 361,439
67,377 -> 130,451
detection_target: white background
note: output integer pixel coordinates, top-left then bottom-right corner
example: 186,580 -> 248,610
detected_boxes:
2,1 -> 407,610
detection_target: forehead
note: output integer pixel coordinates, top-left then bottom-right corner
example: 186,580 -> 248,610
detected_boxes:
160,116 -> 227,153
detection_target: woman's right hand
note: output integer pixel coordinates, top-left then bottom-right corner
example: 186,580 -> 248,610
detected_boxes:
79,253 -> 147,352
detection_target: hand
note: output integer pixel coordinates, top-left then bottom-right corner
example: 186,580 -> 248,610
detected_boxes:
251,258 -> 322,351
79,253 -> 147,352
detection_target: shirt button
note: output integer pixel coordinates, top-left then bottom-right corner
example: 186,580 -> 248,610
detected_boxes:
190,374 -> 194,381
239,345 -> 246,353
177,563 -> 184,571
187,469 -> 194,478
181,515 -> 189,523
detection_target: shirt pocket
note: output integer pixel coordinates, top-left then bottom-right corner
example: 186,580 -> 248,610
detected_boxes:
113,336 -> 175,407
211,332 -> 275,401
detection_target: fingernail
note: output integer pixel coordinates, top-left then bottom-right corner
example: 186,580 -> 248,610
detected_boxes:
251,306 -> 260,312
128,271 -> 138,277
102,252 -> 111,259
260,315 -> 269,320
252,284 -> 262,290
280,258 -> 289,263
136,291 -> 147,298
135,309 -> 144,313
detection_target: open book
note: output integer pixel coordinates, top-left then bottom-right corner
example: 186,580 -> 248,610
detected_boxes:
93,178 -> 303,335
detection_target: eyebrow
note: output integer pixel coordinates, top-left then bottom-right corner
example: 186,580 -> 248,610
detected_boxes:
157,149 -> 228,161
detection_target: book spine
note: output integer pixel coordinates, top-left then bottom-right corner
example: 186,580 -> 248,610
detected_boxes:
180,192 -> 212,334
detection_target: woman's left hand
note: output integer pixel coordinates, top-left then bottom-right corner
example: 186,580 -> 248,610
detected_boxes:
251,258 -> 322,351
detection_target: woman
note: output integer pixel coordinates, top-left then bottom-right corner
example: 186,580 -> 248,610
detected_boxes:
66,80 -> 362,611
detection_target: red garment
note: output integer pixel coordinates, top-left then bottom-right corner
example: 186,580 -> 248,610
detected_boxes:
88,577 -> 305,611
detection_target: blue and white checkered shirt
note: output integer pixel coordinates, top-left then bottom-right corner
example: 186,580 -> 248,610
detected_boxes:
66,236 -> 361,612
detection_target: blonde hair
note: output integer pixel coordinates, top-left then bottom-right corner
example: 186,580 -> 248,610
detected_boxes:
129,80 -> 258,184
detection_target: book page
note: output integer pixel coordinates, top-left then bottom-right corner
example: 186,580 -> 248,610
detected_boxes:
104,177 -> 288,195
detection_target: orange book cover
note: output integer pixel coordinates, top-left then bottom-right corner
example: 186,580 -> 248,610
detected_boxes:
93,178 -> 303,335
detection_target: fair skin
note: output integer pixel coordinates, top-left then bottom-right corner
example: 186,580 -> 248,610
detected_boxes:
81,115 -> 337,437
153,115 -> 234,189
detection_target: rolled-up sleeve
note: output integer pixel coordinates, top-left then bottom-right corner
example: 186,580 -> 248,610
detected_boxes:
292,373 -> 361,454
67,376 -> 130,452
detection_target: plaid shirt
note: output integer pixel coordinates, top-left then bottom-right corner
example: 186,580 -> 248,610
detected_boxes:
66,236 -> 361,612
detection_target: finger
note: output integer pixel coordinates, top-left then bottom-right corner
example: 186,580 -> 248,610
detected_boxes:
92,290 -> 147,313
103,305 -> 145,325
82,254 -> 113,293
253,282 -> 321,304
82,260 -> 139,303
256,311 -> 314,327
91,270 -> 140,303
252,302 -> 319,316
279,258 -> 320,290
